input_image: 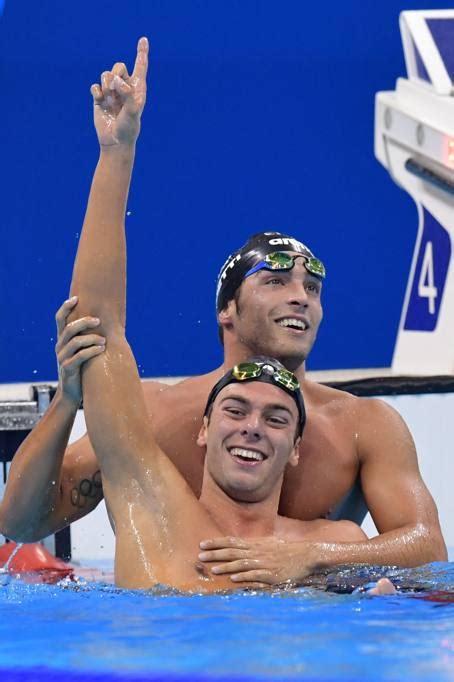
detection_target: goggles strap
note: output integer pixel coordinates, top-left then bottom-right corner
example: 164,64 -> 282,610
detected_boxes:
244,252 -> 325,280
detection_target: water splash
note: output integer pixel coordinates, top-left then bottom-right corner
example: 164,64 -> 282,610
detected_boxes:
0,542 -> 23,574
0,542 -> 24,585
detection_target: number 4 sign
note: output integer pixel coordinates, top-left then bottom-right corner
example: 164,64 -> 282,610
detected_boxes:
404,208 -> 451,331
418,241 -> 437,315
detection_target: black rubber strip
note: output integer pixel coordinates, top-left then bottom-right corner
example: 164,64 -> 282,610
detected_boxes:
323,375 -> 454,396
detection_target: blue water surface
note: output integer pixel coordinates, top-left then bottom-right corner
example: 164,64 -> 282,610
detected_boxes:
0,563 -> 453,682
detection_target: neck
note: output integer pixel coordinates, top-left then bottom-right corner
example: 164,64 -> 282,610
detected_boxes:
223,339 -> 307,381
198,472 -> 282,538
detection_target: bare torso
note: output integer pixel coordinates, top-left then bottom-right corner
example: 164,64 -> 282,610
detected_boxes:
97,368 -> 365,592
112,492 -> 362,592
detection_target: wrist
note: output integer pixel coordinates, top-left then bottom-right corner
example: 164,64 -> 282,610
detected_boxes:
296,542 -> 332,575
54,386 -> 81,414
99,141 -> 136,161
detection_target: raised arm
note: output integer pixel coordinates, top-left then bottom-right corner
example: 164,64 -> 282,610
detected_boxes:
67,38 -> 156,488
0,39 -> 150,542
67,40 -> 223,591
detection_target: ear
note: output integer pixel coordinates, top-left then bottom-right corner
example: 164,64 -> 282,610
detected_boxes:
196,416 -> 209,448
288,437 -> 301,467
218,299 -> 237,329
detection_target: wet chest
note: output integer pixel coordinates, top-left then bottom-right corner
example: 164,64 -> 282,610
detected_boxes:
279,411 -> 360,520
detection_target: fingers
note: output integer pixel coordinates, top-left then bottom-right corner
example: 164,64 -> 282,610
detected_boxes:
132,36 -> 149,83
91,84 -> 104,110
198,548 -> 249,562
110,74 -> 133,99
60,343 -> 106,375
211,558 -> 261,575
55,313 -> 103,353
112,62 -> 130,81
57,334 -> 106,377
90,74 -> 115,111
55,299 -> 106,372
199,537 -> 248,551
99,71 -> 113,100
90,39 -> 148,114
57,333 -> 106,363
90,71 -> 121,104
55,297 -> 78,336
243,583 -> 272,590
229,570 -> 275,584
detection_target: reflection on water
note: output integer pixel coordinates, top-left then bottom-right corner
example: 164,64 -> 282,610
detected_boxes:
0,562 -> 452,681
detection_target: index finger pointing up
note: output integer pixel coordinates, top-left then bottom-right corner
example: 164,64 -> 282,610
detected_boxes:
132,36 -> 149,82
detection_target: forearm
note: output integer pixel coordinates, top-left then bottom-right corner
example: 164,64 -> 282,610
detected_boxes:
69,144 -> 135,332
68,139 -> 151,484
306,524 -> 447,573
0,390 -> 78,541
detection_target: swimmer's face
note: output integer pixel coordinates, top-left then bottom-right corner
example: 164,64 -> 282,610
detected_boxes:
197,381 -> 300,503
219,253 -> 323,370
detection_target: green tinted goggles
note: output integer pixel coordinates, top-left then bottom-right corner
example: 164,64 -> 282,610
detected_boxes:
244,251 -> 326,280
232,362 -> 300,392
203,359 -> 306,436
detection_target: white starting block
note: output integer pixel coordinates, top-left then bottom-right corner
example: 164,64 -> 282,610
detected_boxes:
375,10 -> 454,374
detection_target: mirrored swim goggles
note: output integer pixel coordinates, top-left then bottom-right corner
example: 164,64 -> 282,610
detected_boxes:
232,361 -> 300,391
244,251 -> 326,280
204,360 -> 306,436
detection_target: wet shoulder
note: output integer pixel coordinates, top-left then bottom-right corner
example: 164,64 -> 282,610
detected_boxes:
141,370 -> 224,419
301,379 -> 360,417
301,380 -> 402,445
302,379 -> 395,416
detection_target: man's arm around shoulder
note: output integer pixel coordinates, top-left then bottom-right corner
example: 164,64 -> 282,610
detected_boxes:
353,397 -> 447,563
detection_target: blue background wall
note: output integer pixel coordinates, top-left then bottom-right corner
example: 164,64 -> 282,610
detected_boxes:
1,1 -> 450,382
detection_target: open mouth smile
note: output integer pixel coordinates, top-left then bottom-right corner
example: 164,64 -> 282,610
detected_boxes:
228,446 -> 269,466
276,317 -> 309,332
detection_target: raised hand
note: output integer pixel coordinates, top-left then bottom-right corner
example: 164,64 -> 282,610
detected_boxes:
90,37 -> 149,148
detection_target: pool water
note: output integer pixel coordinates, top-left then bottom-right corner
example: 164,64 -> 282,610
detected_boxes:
0,563 -> 453,682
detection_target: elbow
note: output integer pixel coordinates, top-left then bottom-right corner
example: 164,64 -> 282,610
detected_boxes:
0,507 -> 46,544
426,532 -> 448,563
412,522 -> 448,564
0,505 -> 15,541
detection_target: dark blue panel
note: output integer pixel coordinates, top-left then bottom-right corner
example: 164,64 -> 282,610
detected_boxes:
1,1 -> 453,382
413,37 -> 431,83
404,208 -> 451,331
427,17 -> 454,80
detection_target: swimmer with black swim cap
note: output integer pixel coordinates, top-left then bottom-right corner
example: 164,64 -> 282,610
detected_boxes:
215,231 -> 326,315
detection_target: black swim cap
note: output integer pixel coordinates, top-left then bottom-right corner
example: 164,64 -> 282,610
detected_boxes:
215,231 -> 317,314
204,356 -> 306,438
